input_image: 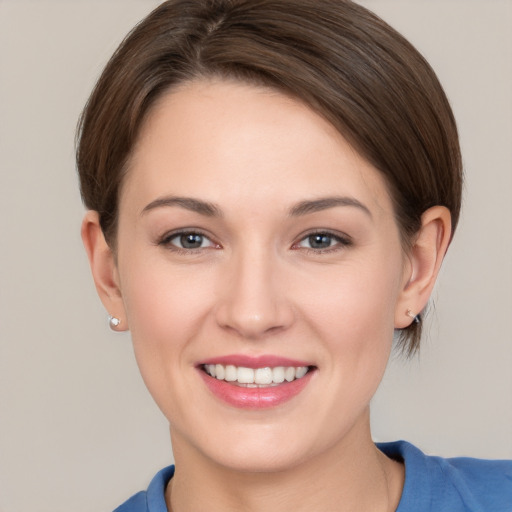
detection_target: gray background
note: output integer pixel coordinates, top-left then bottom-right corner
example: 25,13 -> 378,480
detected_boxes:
1,1 -> 511,510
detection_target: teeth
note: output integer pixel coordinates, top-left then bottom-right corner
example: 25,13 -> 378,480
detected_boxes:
272,366 -> 285,383
237,367 -> 255,384
204,364 -> 310,385
295,366 -> 308,379
254,367 -> 272,384
284,367 -> 296,382
224,364 -> 237,382
215,364 -> 225,380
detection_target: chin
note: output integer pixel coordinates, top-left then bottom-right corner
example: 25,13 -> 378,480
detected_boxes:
208,443 -> 311,474
170,418 -> 316,475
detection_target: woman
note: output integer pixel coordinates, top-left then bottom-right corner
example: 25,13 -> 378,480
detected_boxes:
77,0 -> 511,510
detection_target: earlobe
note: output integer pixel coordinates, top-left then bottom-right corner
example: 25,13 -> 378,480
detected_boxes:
81,211 -> 128,330
394,206 -> 452,328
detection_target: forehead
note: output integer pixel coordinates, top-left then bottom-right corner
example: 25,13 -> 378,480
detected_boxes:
123,79 -> 394,217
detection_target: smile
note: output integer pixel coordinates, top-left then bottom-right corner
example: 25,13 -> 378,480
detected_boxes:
203,364 -> 310,387
198,358 -> 316,409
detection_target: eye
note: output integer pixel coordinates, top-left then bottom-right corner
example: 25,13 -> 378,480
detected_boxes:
160,231 -> 216,250
295,231 -> 351,251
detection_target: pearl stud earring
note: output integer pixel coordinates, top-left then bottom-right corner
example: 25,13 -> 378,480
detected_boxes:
407,309 -> 421,324
108,315 -> 121,330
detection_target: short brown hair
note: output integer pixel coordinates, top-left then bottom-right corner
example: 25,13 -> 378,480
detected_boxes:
76,0 -> 463,353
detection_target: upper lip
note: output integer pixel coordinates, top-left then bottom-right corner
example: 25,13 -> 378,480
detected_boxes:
198,354 -> 313,369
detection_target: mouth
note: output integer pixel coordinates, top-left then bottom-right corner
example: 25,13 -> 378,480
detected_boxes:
202,364 -> 312,387
198,358 -> 316,409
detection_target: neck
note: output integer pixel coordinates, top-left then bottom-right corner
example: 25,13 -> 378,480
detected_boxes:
166,412 -> 404,512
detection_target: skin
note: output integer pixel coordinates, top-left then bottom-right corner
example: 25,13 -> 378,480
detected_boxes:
82,80 -> 452,512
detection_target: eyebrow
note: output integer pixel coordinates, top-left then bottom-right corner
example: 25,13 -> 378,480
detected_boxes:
141,196 -> 222,217
141,195 -> 371,219
289,196 -> 372,218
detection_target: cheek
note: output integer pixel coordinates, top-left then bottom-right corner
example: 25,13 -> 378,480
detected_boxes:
297,253 -> 403,391
302,258 -> 401,337
117,253 -> 217,391
121,252 -> 214,331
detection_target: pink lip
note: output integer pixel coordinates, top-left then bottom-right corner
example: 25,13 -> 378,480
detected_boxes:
197,355 -> 315,409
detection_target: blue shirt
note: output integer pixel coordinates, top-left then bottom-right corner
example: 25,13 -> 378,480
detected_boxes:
114,441 -> 512,511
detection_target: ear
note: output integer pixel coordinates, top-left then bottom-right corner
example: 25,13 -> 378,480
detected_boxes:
81,211 -> 128,331
394,206 -> 452,328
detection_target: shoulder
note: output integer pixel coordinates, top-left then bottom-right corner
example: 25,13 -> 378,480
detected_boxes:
113,466 -> 175,512
378,440 -> 512,512
113,491 -> 147,512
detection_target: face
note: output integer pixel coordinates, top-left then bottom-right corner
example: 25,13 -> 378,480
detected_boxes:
114,80 -> 410,472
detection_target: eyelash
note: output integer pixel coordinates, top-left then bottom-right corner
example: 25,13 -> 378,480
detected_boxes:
158,229 -> 218,253
157,229 -> 352,254
292,230 -> 353,254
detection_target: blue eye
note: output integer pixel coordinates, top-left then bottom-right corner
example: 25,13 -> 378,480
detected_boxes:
306,233 -> 334,249
162,232 -> 215,250
296,232 -> 351,251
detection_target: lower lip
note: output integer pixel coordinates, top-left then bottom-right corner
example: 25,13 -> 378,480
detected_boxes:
199,369 -> 314,409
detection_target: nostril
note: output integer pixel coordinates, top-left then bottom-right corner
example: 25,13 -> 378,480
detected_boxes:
215,303 -> 295,340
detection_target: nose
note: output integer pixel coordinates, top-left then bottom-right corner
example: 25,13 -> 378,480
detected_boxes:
214,248 -> 294,340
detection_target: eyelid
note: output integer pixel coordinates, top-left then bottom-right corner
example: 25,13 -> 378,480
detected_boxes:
292,229 -> 353,252
157,228 -> 220,251
155,227 -> 351,254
